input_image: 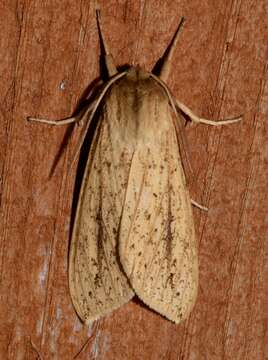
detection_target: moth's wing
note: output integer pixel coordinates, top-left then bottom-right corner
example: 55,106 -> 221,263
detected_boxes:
119,122 -> 198,324
69,117 -> 134,323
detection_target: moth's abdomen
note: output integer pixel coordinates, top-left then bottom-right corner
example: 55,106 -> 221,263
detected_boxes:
104,67 -> 173,148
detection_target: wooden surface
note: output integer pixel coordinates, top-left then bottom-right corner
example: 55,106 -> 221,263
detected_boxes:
1,1 -> 267,359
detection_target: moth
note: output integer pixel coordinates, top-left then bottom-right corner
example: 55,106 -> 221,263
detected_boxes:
28,10 -> 242,324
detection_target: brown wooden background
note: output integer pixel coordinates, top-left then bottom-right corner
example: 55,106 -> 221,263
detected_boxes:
1,1 -> 267,359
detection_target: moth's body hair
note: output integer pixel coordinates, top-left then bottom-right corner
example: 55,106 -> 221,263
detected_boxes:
27,10 -> 242,324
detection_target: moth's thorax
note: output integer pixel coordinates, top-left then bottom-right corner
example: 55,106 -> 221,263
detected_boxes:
104,67 -> 173,148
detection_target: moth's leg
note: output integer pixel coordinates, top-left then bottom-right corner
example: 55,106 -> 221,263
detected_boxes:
176,99 -> 242,126
27,115 -> 78,126
158,18 -> 185,82
191,199 -> 208,211
27,100 -> 97,127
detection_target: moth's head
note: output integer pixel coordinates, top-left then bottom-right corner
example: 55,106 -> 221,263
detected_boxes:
125,66 -> 150,81
97,10 -> 184,83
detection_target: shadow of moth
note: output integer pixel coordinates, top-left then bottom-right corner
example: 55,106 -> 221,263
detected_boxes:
28,10 -> 242,324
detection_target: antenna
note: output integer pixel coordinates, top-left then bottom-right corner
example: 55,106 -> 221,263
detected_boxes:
158,17 -> 185,82
96,10 -> 117,77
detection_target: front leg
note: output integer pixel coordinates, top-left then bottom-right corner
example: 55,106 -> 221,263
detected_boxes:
27,101 -> 97,127
176,99 -> 242,126
27,115 -> 79,126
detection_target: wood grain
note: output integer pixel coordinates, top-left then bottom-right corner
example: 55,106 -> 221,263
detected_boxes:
0,1 -> 267,359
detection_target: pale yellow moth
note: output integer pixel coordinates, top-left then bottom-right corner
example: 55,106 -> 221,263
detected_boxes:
28,11 -> 242,324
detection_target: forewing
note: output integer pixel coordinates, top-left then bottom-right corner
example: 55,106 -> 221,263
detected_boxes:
119,122 -> 198,324
69,114 -> 134,323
